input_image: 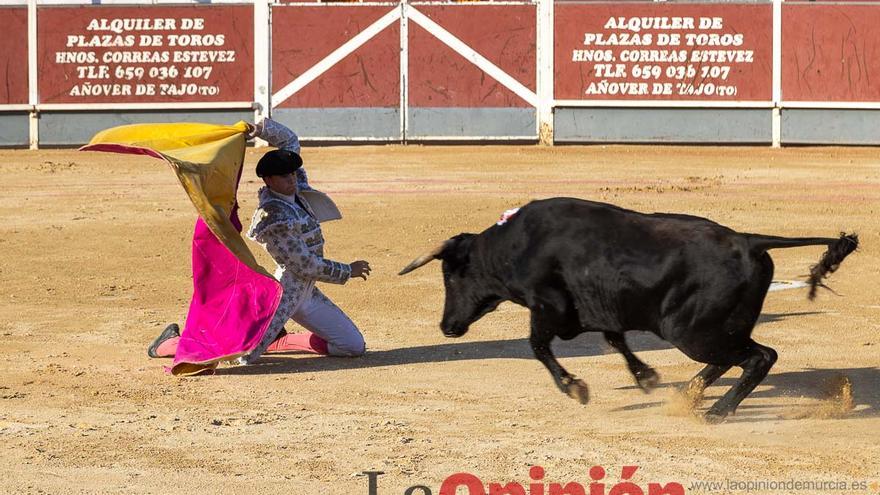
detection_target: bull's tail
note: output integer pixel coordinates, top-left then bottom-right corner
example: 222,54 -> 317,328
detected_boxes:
746,232 -> 859,300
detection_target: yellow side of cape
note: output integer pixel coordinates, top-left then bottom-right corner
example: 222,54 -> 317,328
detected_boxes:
82,121 -> 272,277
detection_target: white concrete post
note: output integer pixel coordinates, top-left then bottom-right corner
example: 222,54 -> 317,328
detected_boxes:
536,0 -> 554,145
400,2 -> 409,142
771,0 -> 782,147
28,0 -> 38,150
253,0 -> 271,147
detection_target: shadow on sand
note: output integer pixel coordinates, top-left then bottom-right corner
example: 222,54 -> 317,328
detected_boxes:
613,367 -> 880,422
217,330 -> 671,376
216,310 -> 878,420
218,311 -> 821,376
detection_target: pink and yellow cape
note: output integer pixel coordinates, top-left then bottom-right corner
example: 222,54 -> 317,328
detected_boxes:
81,122 -> 282,376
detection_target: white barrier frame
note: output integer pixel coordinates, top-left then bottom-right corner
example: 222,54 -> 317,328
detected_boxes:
554,100 -> 774,109
399,2 -> 409,141
28,0 -> 38,148
271,7 -> 402,109
269,1 -> 538,142
5,0 -> 880,147
772,0 -> 782,147
405,6 -> 538,108
17,0 -> 260,148
253,0 -> 270,147
536,0 -> 553,144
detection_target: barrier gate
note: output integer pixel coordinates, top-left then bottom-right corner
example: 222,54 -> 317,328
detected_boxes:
3,0 -> 880,147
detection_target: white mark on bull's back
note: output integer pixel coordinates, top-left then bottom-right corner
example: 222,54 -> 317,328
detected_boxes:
497,207 -> 521,226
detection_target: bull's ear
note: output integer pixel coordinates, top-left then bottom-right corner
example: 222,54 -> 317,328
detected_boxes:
448,233 -> 475,246
443,233 -> 475,263
398,239 -> 451,275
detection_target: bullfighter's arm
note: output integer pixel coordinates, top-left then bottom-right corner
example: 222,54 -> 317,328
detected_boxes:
260,223 -> 351,285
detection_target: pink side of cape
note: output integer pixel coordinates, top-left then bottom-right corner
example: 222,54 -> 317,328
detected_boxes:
81,143 -> 282,375
171,215 -> 282,373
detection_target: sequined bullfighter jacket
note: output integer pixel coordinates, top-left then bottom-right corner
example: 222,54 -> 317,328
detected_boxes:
244,119 -> 352,358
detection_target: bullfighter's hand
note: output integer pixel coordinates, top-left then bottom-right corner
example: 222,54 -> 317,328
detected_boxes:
350,260 -> 371,280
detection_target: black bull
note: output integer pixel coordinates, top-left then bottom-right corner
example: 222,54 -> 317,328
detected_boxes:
399,197 -> 858,422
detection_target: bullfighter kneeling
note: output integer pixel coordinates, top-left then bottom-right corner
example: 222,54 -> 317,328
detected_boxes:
148,118 -> 370,362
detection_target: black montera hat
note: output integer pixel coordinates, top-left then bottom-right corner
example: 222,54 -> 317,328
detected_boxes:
255,149 -> 304,177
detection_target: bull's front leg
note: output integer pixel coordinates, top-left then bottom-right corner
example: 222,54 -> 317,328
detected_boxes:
530,312 -> 589,404
603,332 -> 660,392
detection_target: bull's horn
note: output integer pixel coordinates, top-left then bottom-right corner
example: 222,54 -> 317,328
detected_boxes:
398,241 -> 447,275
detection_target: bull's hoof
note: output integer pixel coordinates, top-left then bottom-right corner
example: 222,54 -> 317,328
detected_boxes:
635,367 -> 660,393
703,409 -> 729,424
562,377 -> 590,404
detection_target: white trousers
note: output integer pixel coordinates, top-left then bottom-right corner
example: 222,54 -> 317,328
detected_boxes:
293,289 -> 366,357
246,287 -> 365,363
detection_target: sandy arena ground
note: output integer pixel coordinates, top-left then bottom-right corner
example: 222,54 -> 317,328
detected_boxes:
0,144 -> 878,494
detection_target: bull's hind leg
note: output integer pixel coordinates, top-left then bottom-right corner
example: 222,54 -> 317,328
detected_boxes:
685,252 -> 775,421
530,312 -> 589,404
704,341 -> 778,423
603,332 -> 660,392
681,364 -> 732,401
